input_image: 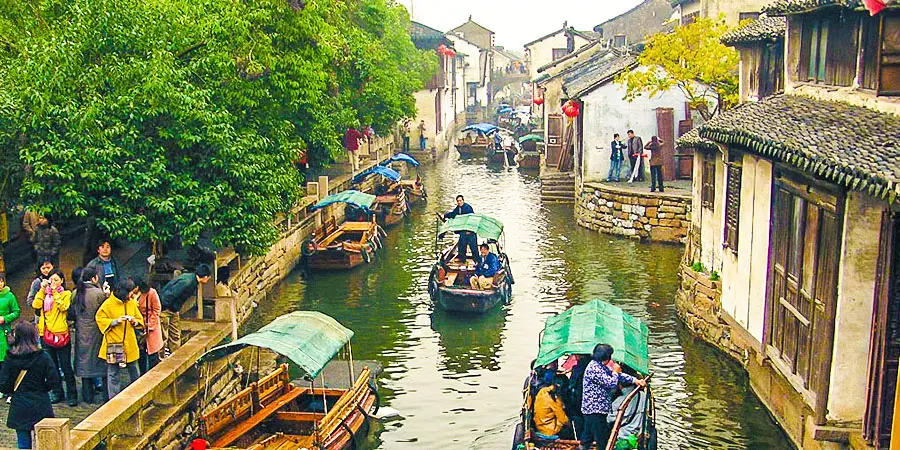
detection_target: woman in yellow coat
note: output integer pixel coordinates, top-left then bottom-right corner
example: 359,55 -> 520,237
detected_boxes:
33,268 -> 77,405
96,279 -> 144,399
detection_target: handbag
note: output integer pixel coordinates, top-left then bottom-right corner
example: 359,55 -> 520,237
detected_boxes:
42,327 -> 71,348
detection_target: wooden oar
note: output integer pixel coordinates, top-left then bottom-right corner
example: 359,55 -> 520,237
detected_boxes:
604,373 -> 654,450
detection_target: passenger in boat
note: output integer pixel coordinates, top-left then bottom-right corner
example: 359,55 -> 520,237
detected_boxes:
564,354 -> 591,439
581,344 -> 646,450
534,377 -> 570,441
469,244 -> 499,290
442,195 -> 480,264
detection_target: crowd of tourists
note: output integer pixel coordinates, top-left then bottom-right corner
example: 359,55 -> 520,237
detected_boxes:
0,227 -> 212,449
527,344 -> 647,449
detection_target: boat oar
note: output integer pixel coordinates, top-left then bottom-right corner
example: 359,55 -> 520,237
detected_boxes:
605,373 -> 653,450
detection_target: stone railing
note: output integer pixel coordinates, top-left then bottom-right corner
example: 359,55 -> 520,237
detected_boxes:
34,155 -> 397,450
575,182 -> 691,244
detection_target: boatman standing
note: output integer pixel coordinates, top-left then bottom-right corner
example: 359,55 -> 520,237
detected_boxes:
442,195 -> 481,264
470,244 -> 499,290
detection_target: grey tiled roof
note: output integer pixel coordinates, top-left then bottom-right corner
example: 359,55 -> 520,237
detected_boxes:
721,16 -> 786,46
562,51 -> 639,98
676,127 -> 717,151
763,0 -> 855,15
697,94 -> 900,199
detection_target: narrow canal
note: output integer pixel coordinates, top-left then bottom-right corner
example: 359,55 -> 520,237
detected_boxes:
245,155 -> 792,449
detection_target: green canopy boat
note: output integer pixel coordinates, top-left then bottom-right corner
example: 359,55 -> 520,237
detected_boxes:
535,300 -> 649,374
513,300 -> 656,450
197,311 -> 379,450
311,190 -> 377,212
429,213 -> 513,313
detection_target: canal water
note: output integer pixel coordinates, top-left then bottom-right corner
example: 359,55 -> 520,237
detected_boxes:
245,155 -> 793,449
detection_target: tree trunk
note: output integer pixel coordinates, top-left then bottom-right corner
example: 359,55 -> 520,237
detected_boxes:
82,217 -> 102,265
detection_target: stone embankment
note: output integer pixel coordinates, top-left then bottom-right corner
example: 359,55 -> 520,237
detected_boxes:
575,182 -> 691,244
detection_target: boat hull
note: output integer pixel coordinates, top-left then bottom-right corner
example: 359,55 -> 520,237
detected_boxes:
517,153 -> 540,169
456,144 -> 489,158
308,248 -> 366,270
486,150 -> 508,166
433,282 -> 510,313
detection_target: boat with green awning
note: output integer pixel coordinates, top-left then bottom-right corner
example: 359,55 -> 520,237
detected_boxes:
428,213 -> 514,313
197,311 -> 379,450
512,300 -> 657,450
305,190 -> 386,270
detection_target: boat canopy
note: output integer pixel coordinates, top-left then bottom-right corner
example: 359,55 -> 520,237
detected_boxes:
438,213 -> 504,241
199,311 -> 354,380
518,134 -> 544,144
311,190 -> 376,212
461,123 -> 499,135
535,300 -> 649,374
353,165 -> 401,183
497,106 -> 513,115
385,153 -> 420,167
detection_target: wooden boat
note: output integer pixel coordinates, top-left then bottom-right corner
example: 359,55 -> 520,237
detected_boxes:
516,135 -> 543,170
427,213 -> 513,313
386,153 -> 427,205
512,300 -> 657,450
305,190 -> 385,270
456,123 -> 499,158
374,185 -> 408,228
198,311 -> 379,450
486,146 -> 509,167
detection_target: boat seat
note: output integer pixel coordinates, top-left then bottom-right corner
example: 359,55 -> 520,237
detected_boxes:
249,433 -> 315,450
444,272 -> 458,286
212,387 -> 306,448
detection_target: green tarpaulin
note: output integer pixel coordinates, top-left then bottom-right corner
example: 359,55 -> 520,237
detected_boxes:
518,134 -> 544,144
535,300 -> 649,374
311,190 -> 376,212
199,311 -> 354,379
438,213 -> 504,241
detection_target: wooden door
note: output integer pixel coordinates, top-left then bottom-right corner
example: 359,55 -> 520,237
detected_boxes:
655,108 -> 676,181
546,114 -> 563,168
767,179 -> 841,423
865,212 -> 900,448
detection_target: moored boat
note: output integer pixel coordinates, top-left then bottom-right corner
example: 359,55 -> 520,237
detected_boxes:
385,153 -> 427,205
354,165 -> 409,228
456,123 -> 499,158
427,213 -> 513,313
516,134 -> 543,170
197,311 -> 379,450
512,300 -> 657,450
305,190 -> 385,270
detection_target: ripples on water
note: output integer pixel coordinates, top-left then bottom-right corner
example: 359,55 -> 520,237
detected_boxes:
246,156 -> 792,449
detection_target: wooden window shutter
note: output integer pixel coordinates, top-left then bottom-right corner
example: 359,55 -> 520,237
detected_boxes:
724,161 -> 742,252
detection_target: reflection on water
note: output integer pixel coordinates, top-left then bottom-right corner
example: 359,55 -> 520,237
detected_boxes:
247,156 -> 792,449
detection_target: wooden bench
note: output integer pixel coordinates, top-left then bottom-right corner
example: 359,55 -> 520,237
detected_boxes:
212,386 -> 306,448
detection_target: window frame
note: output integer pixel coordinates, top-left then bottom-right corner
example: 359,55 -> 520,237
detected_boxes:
723,151 -> 742,253
797,13 -> 859,87
551,48 -> 569,61
701,154 -> 716,210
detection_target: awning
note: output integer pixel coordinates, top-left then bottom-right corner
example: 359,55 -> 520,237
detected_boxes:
497,106 -> 514,115
311,190 -> 377,212
438,213 -> 504,241
461,123 -> 499,135
535,300 -> 649,374
353,165 -> 401,183
199,311 -> 354,379
386,153 -> 421,167
518,134 -> 544,144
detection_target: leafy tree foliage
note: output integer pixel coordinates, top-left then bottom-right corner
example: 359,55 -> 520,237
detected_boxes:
0,0 -> 434,255
617,17 -> 739,120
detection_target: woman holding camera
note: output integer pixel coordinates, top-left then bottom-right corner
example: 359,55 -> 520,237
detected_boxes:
96,279 -> 144,399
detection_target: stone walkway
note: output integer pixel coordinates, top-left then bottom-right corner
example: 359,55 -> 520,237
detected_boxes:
596,178 -> 692,195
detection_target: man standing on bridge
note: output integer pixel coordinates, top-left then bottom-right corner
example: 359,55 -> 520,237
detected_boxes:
442,195 -> 481,264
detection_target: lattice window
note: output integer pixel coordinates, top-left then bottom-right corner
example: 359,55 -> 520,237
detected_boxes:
701,156 -> 716,210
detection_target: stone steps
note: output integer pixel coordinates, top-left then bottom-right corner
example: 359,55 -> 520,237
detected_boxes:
540,170 -> 576,202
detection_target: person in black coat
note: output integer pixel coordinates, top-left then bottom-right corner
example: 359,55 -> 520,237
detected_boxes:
0,321 -> 60,449
442,195 -> 481,264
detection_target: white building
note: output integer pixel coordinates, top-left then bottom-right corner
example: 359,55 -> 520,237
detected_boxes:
446,33 -> 491,110
523,22 -> 595,83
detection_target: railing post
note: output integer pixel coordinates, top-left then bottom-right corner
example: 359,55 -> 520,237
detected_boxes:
35,418 -> 72,450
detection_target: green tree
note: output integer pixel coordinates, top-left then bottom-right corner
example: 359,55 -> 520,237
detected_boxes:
0,0 -> 434,256
617,17 -> 739,120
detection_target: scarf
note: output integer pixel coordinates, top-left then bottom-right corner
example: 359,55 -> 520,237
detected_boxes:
43,285 -> 63,313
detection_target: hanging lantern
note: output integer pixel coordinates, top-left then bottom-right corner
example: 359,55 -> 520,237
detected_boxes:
533,97 -> 544,106
562,100 -> 580,118
437,44 -> 449,55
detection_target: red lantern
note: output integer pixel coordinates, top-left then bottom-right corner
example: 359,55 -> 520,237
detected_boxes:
437,44 -> 448,54
562,100 -> 580,118
533,97 -> 544,106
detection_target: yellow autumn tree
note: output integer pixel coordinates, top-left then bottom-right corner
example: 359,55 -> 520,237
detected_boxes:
617,17 -> 739,120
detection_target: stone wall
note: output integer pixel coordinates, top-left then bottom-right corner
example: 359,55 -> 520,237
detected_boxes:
575,182 -> 691,243
674,263 -> 746,363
